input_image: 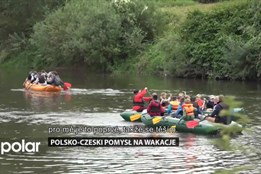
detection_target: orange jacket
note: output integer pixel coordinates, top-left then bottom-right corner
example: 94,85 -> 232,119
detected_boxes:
182,103 -> 194,116
170,101 -> 179,111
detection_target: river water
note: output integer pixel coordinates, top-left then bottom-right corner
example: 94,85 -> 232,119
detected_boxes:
0,68 -> 260,174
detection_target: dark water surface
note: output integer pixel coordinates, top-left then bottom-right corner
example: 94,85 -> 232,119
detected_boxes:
0,68 -> 261,173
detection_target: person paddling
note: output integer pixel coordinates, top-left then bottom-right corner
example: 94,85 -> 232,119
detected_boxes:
206,95 -> 231,124
167,96 -> 179,114
196,94 -> 205,111
47,71 -> 64,87
147,93 -> 165,117
132,87 -> 149,112
160,92 -> 169,105
175,97 -> 185,118
206,95 -> 215,109
38,70 -> 47,85
191,96 -> 202,118
182,99 -> 195,121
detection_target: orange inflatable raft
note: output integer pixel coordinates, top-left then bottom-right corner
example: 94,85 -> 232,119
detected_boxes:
24,81 -> 62,92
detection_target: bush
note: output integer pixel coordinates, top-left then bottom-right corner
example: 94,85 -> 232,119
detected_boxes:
0,0 -> 65,41
135,32 -> 186,76
178,0 -> 261,80
0,0 -> 66,66
29,0 -> 166,70
136,0 -> 261,80
30,0 -> 121,69
222,0 -> 261,80
193,0 -> 228,3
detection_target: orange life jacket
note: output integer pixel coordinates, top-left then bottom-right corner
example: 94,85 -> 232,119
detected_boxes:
170,101 -> 179,111
182,103 -> 194,116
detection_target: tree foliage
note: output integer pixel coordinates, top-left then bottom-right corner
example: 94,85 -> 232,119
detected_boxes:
139,0 -> 260,80
0,0 -> 66,64
180,0 -> 261,80
29,0 -> 166,70
0,0 -> 65,40
0,0 -> 260,81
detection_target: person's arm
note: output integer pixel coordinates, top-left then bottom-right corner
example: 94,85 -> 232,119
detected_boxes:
143,97 -> 152,103
197,106 -> 202,114
201,99 -> 206,110
167,104 -> 172,114
33,77 -> 39,84
175,105 -> 182,114
137,88 -> 147,98
30,75 -> 34,82
210,105 -> 221,117
160,105 -> 165,114
167,94 -> 172,101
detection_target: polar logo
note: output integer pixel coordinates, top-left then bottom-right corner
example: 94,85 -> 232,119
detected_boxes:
1,139 -> 40,155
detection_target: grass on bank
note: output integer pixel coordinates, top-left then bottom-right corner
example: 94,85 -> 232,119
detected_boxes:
141,0 -> 197,7
214,166 -> 255,174
160,0 -> 248,25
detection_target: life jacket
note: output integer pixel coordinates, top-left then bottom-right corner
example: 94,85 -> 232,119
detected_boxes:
197,99 -> 204,108
170,101 -> 179,111
149,101 -> 161,113
133,97 -> 145,107
182,103 -> 194,116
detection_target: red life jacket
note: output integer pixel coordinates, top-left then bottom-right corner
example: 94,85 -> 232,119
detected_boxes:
148,100 -> 162,116
133,97 -> 145,107
150,101 -> 161,113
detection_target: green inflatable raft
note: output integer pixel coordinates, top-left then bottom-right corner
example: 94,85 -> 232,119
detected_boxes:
120,109 -> 142,122
203,107 -> 244,115
120,107 -> 244,123
141,114 -> 243,135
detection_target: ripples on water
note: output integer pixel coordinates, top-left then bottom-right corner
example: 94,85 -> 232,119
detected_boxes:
0,88 -> 260,173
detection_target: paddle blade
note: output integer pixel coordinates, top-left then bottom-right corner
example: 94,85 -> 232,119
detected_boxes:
63,82 -> 72,90
152,116 -> 162,125
186,120 -> 199,129
130,113 -> 142,122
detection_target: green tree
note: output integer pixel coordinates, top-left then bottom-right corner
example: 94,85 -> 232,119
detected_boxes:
0,0 -> 65,40
29,0 -> 166,70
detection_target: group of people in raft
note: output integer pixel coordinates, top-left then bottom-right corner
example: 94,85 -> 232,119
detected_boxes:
24,70 -> 64,87
133,87 -> 230,125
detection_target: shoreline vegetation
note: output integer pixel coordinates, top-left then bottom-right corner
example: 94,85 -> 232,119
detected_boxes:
0,0 -> 260,80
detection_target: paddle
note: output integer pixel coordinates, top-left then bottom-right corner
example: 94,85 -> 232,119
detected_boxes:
176,115 -> 185,125
63,82 -> 72,90
186,120 -> 199,129
185,116 -> 207,129
130,113 -> 142,122
152,116 -> 162,125
25,80 -> 34,90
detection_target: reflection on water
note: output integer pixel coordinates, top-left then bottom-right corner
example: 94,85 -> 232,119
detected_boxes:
24,91 -> 65,111
0,69 -> 261,173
